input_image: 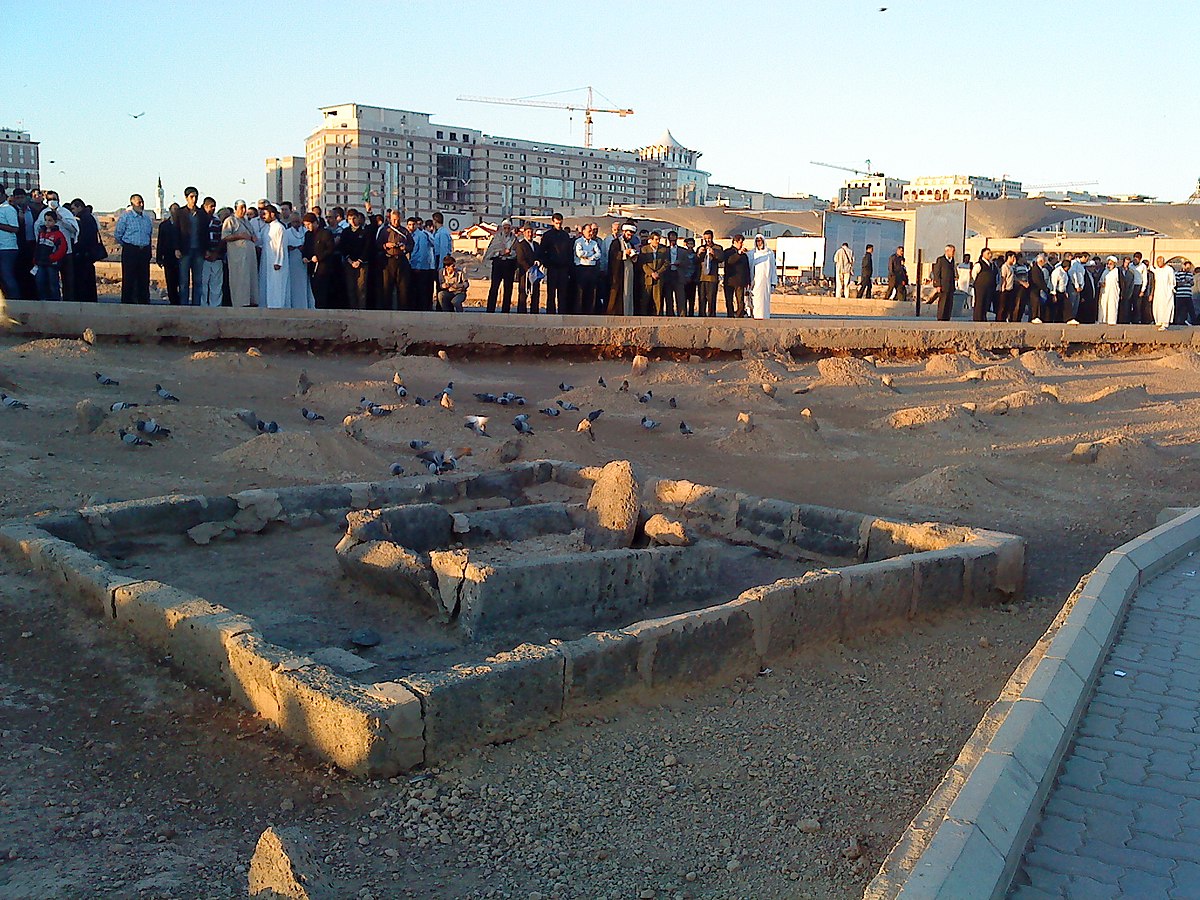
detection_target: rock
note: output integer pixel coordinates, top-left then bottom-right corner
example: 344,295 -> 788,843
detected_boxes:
631,355 -> 649,377
437,350 -> 450,361
960,402 -> 977,415
643,515 -> 691,547
843,836 -> 866,860
497,437 -> 522,464
800,408 -> 819,432
351,629 -> 382,648
311,647 -> 377,675
1068,441 -> 1100,464
82,328 -> 97,345
761,383 -> 777,397
248,826 -> 336,899
978,636 -> 992,649
798,819 -> 822,834
726,858 -> 741,871
736,412 -> 754,433
75,399 -> 106,434
235,409 -> 260,430
583,460 -> 641,550
688,355 -> 701,364
451,513 -> 470,534
985,399 -> 1010,416
337,540 -> 440,607
187,521 -> 232,545
663,753 -> 678,767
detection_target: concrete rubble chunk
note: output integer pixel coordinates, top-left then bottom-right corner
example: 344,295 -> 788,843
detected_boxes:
736,411 -> 754,433
583,460 -> 641,550
248,826 -> 336,899
1068,441 -> 1100,464
337,540 -> 440,608
643,513 -> 691,547
187,520 -> 232,545
310,646 -> 377,675
630,354 -> 649,376
75,398 -> 107,434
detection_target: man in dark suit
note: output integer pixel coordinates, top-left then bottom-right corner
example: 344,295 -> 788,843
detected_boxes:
515,224 -> 541,313
639,231 -> 670,315
539,212 -> 575,315
301,214 -> 335,308
722,234 -> 751,317
930,244 -> 957,320
887,245 -> 909,304
857,243 -> 874,298
695,230 -> 722,316
662,231 -> 694,317
971,247 -> 997,322
155,203 -> 181,304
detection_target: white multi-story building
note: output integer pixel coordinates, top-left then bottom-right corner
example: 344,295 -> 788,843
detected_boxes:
0,127 -> 39,193
637,129 -> 709,206
838,175 -> 908,208
265,156 -> 307,210
903,174 -> 1025,202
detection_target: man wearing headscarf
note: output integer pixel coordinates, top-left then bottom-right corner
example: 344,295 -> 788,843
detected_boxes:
606,221 -> 639,316
222,201 -> 259,307
1099,256 -> 1122,325
1150,256 -> 1177,330
483,219 -> 517,313
257,205 -> 290,309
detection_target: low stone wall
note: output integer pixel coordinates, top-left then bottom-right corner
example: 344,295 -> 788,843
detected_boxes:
2,460 -> 1025,776
863,506 -> 1200,900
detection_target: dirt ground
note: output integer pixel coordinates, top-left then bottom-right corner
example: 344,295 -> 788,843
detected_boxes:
2,333 -> 1199,899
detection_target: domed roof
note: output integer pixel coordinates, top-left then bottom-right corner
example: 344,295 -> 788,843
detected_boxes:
654,129 -> 687,150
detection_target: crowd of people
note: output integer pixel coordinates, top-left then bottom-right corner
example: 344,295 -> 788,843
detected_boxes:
0,186 -> 108,303
966,249 -> 1196,329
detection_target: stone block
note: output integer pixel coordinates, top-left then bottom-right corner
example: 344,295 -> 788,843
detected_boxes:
944,749 -> 1039,871
81,493 -> 238,539
367,480 -> 429,508
986,700 -> 1070,786
224,630 -> 297,723
839,556 -> 916,635
0,523 -> 51,560
337,540 -> 439,608
679,485 -> 739,534
734,496 -> 797,548
22,512 -> 92,546
402,644 -> 565,764
548,459 -> 589,488
792,503 -> 869,559
10,530 -> 136,616
1066,592 -> 1123,652
311,646 -> 377,675
465,469 -> 523,500
274,484 -> 353,517
626,601 -> 760,689
75,398 -> 107,434
111,580 -> 220,649
971,531 -> 1026,603
463,503 -> 574,544
248,826 -> 337,899
1120,508 -> 1200,580
561,629 -> 644,709
345,503 -> 454,550
169,609 -> 257,690
898,819 -> 1006,900
583,460 -> 641,550
911,548 -> 967,617
868,518 -> 971,561
1042,623 -> 1105,686
643,514 -> 691,547
1019,657 -> 1087,731
744,570 -> 843,660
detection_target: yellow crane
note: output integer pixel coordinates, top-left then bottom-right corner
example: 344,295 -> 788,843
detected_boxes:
457,86 -> 633,149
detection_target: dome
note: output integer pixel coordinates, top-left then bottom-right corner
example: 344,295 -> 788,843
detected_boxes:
654,129 -> 687,150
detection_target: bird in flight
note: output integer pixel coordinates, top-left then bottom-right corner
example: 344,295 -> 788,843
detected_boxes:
129,112 -> 146,119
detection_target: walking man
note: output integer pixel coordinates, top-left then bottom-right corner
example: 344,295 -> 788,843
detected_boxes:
930,244 -> 957,321
833,241 -> 854,298
857,243 -> 874,299
971,247 -> 997,322
887,245 -> 909,303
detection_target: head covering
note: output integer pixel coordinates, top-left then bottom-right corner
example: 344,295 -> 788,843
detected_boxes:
621,222 -> 636,233
501,218 -> 511,226
1107,255 -> 1118,263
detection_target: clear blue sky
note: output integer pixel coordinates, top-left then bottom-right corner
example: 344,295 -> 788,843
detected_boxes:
7,0 -> 1197,212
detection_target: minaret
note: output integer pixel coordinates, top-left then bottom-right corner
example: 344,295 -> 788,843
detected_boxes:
155,176 -> 165,219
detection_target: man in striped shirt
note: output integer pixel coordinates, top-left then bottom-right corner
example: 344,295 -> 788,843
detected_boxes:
1174,260 -> 1195,325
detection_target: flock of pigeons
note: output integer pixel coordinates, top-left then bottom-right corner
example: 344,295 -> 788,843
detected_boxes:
1,361 -> 696,478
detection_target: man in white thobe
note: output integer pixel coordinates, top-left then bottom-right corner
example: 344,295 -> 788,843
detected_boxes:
1098,256 -> 1122,325
257,205 -> 290,309
833,242 -> 854,298
1151,256 -> 1177,330
284,214 -> 314,309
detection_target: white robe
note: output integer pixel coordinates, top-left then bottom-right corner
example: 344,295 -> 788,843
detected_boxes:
258,220 -> 290,309
1151,265 -> 1177,326
285,225 -> 314,309
1099,267 -> 1121,325
221,215 -> 259,307
748,248 -> 777,320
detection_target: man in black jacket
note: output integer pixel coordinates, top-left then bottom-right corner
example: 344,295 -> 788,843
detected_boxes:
156,203 -> 181,304
971,248 -> 997,322
539,213 -> 575,315
302,214 -> 335,308
930,244 -> 957,321
375,209 -> 412,311
722,235 -> 751,317
887,245 -> 909,304
515,225 -> 541,314
173,187 -> 210,306
857,244 -> 874,299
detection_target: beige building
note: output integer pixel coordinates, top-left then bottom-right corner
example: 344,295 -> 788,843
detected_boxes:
838,175 -> 908,208
637,129 -> 709,206
903,174 -> 1025,202
0,127 -> 40,193
265,156 -> 307,210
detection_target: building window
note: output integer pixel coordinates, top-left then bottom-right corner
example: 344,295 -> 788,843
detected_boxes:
436,131 -> 444,140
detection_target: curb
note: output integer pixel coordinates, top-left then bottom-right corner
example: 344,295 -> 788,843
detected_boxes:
864,506 -> 1200,900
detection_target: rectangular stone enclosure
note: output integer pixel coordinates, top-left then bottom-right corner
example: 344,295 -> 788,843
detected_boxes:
0,459 -> 1025,776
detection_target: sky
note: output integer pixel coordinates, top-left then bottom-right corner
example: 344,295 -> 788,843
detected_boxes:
7,0 -> 1199,212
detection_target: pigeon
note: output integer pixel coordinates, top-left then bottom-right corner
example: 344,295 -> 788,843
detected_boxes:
389,463 -> 405,476
155,384 -> 180,402
416,449 -> 444,468
618,379 -> 630,392
641,416 -> 660,430
513,414 -> 534,435
413,396 -> 429,407
679,421 -> 694,435
109,401 -> 138,411
637,391 -> 653,403
598,376 -> 607,388
409,439 -> 430,450
576,418 -> 595,441
297,371 -> 312,395
669,397 -> 677,409
496,395 -> 510,405
440,392 -> 455,411
559,382 -> 574,392
474,392 -> 498,403
94,372 -> 119,386
538,407 -> 561,417
512,394 -> 527,406
135,418 -> 171,437
256,419 -> 279,434
444,381 -> 455,393
586,408 -> 604,422
557,399 -> 580,411
394,383 -> 407,398
118,428 -> 150,446
366,404 -> 391,417
358,396 -> 374,411
301,407 -> 324,421
1,393 -> 29,409
464,415 -> 489,436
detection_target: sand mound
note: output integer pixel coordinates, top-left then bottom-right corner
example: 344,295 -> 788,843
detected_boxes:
960,364 -> 1033,385
183,350 -> 270,372
924,353 -> 976,376
365,354 -> 472,385
216,432 -> 387,481
1154,351 -> 1200,373
890,465 -> 1020,510
1072,434 -> 1167,469
1017,350 -> 1066,375
815,356 -> 878,387
712,417 -> 823,458
5,338 -> 93,358
1073,384 -> 1151,406
880,404 -> 985,430
644,365 -> 709,388
985,389 -> 1059,414
300,380 -> 398,409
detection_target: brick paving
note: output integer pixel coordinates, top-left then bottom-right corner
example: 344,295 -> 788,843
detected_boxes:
1011,557 -> 1200,899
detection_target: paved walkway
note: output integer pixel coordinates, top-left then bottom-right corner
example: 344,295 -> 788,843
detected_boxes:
1011,557 -> 1200,898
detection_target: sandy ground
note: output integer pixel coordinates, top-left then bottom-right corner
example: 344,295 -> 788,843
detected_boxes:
2,334 -> 1200,898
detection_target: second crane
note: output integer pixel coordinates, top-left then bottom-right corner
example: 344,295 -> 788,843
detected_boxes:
457,86 -> 633,149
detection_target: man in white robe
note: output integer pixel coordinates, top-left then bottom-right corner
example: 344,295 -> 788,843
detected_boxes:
257,205 -> 290,309
833,242 -> 854,298
1098,256 -> 1122,325
748,235 -> 777,320
284,214 -> 314,309
1151,256 -> 1177,330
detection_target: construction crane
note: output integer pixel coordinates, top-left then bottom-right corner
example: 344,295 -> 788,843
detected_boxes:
810,160 -> 885,177
1024,180 -> 1099,190
457,86 -> 633,148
